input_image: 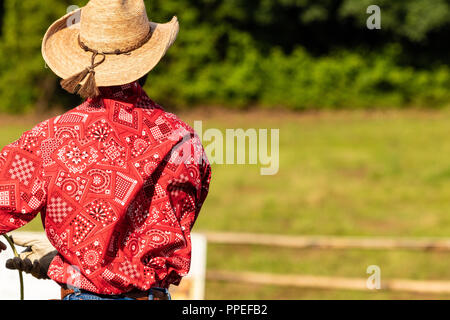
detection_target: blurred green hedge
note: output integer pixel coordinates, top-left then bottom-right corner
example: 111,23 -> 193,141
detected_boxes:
0,0 -> 449,113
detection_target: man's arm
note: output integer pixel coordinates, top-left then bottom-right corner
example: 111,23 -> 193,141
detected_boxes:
142,131 -> 211,286
0,123 -> 48,236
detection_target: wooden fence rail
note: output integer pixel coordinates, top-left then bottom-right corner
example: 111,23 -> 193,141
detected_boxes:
202,231 -> 450,251
203,232 -> 450,295
207,270 -> 450,295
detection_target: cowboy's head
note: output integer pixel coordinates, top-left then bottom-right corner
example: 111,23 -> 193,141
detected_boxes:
42,0 -> 179,98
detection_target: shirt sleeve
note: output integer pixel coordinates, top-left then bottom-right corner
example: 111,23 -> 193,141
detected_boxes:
142,130 -> 212,287
0,123 -> 48,235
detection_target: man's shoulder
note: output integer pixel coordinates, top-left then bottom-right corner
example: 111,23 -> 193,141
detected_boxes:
33,109 -> 85,133
26,118 -> 52,139
163,111 -> 194,133
141,104 -> 196,137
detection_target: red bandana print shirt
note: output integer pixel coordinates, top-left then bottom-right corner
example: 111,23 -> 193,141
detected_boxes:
0,82 -> 211,295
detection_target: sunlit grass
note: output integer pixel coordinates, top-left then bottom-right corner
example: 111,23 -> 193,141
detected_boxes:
186,109 -> 450,237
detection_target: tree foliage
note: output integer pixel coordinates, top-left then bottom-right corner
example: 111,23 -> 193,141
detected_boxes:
0,0 -> 448,113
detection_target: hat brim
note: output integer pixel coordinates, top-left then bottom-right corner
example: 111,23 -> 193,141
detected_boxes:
42,8 -> 179,87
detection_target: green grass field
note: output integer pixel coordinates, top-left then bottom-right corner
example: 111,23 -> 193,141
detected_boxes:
3,108 -> 450,299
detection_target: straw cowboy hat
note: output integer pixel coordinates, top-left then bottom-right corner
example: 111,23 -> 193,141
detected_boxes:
42,0 -> 179,98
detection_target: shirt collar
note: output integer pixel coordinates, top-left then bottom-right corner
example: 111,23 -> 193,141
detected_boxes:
85,81 -> 144,108
98,81 -> 143,101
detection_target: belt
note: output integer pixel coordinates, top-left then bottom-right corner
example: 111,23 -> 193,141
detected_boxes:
61,287 -> 170,300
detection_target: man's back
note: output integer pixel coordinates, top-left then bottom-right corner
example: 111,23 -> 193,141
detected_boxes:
0,82 -> 211,295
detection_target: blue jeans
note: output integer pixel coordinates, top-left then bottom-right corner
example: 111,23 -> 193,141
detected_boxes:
63,287 -> 171,301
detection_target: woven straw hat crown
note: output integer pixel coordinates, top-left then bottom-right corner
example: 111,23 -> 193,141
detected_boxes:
42,0 -> 179,97
80,0 -> 151,53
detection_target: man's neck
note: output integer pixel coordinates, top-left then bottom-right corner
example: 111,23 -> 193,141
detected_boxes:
98,81 -> 142,101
